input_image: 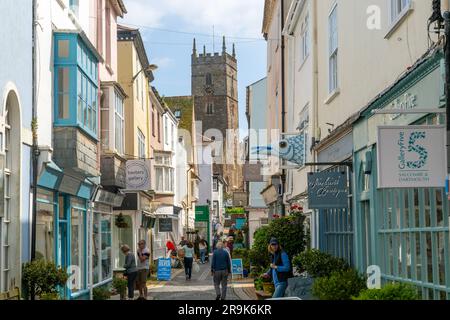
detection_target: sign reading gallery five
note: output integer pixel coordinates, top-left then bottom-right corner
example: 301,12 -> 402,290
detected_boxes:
125,160 -> 152,191
377,126 -> 447,189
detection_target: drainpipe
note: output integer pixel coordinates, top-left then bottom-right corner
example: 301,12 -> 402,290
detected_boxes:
312,0 -> 319,164
280,0 -> 287,217
31,0 -> 39,263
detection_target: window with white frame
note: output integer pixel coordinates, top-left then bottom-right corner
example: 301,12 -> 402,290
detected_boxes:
390,0 -> 411,23
328,4 -> 338,93
213,178 -> 219,192
138,129 -> 146,159
301,13 -> 311,62
114,91 -> 124,155
171,123 -> 175,150
297,104 -> 310,160
154,153 -> 174,193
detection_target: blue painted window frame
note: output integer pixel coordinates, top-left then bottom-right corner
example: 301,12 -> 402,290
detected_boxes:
54,32 -> 99,140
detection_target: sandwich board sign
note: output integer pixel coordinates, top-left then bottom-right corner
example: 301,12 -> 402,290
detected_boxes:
157,258 -> 172,281
231,259 -> 243,279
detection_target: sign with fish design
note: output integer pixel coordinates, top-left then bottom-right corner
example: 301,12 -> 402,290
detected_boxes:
251,134 -> 307,166
377,126 -> 446,188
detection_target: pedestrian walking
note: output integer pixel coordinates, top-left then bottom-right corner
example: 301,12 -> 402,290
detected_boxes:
226,237 -> 234,258
182,241 -> 196,280
136,240 -> 150,300
121,245 -> 138,300
211,242 -> 231,300
263,238 -> 292,298
179,236 -> 188,247
199,239 -> 208,264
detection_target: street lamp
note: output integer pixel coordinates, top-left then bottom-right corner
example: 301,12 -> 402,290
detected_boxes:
132,64 -> 158,82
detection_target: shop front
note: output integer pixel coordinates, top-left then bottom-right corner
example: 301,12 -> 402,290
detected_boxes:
152,205 -> 182,260
195,206 -> 210,245
353,48 -> 450,299
36,163 -> 97,300
313,130 -> 355,266
112,192 -> 155,271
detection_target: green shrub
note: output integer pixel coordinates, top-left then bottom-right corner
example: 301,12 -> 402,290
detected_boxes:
353,283 -> 419,300
93,286 -> 112,300
312,269 -> 366,300
254,278 -> 264,291
22,259 -> 68,300
39,292 -> 60,300
293,249 -> 349,278
250,213 -> 306,270
112,277 -> 127,296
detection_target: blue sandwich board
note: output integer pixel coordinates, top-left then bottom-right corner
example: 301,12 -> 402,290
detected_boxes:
157,258 -> 172,281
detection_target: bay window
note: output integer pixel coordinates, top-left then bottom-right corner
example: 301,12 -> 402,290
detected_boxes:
54,33 -> 99,139
138,129 -> 146,159
154,153 -> 174,193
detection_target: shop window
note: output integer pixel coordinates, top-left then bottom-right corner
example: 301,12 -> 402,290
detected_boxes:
93,211 -> 112,284
115,215 -> 133,268
36,189 -> 56,262
54,33 -> 99,139
71,207 -> 86,293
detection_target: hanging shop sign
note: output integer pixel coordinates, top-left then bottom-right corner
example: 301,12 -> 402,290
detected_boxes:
377,126 -> 446,189
243,162 -> 264,182
125,160 -> 151,191
158,218 -> 173,232
307,172 -> 348,209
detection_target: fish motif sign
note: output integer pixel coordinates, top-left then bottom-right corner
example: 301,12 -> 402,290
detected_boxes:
251,134 -> 306,166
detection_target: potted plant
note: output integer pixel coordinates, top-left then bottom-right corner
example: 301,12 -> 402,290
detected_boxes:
22,259 -> 68,300
261,274 -> 275,295
112,276 -> 127,300
115,213 -> 129,228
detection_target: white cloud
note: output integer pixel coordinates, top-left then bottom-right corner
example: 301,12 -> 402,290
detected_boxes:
152,57 -> 175,68
120,0 -> 265,39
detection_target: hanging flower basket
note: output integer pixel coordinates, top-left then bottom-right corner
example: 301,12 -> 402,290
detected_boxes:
272,214 -> 281,219
115,213 -> 129,229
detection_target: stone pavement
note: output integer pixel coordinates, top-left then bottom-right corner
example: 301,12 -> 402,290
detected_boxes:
111,258 -> 258,301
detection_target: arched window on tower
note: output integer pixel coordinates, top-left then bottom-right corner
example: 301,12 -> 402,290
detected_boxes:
206,102 -> 214,115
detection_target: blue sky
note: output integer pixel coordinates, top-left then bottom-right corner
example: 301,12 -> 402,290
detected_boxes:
120,0 -> 267,138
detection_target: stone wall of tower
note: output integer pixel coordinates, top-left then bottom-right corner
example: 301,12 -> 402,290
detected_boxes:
191,42 -> 242,192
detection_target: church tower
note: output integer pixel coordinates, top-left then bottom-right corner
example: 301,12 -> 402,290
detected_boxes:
191,37 -> 242,193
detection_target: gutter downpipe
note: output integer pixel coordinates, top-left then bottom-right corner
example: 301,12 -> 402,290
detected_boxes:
31,0 -> 39,263
281,0 -> 287,217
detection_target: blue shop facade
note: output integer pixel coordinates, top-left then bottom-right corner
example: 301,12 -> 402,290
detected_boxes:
352,48 -> 450,299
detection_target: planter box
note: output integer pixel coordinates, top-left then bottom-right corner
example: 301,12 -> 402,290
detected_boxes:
285,276 -> 315,300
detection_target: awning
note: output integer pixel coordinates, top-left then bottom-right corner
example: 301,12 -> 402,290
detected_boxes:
37,161 -> 97,200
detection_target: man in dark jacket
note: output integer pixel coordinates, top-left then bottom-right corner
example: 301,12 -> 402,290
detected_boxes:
211,242 -> 231,300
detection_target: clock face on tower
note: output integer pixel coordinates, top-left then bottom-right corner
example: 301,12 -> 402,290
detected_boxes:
204,85 -> 214,95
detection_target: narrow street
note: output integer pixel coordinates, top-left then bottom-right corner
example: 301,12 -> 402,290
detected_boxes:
148,258 -> 241,300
